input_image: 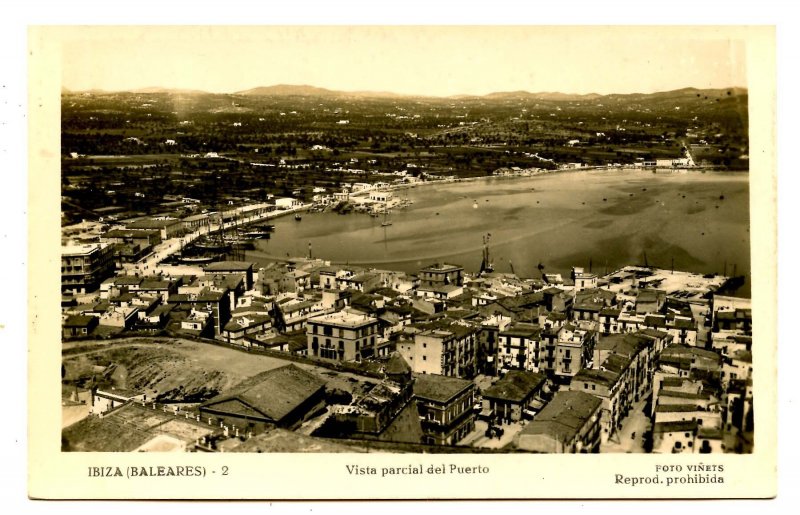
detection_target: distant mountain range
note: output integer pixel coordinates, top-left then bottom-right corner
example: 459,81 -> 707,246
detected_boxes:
63,84 -> 747,101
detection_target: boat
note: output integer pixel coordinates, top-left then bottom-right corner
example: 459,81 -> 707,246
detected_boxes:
193,241 -> 231,252
381,205 -> 392,227
243,231 -> 271,239
179,254 -> 219,264
295,214 -> 302,221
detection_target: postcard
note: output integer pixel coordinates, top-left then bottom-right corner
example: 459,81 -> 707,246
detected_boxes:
28,25 -> 777,500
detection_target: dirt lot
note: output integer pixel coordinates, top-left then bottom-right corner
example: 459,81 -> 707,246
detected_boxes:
62,337 -> 377,403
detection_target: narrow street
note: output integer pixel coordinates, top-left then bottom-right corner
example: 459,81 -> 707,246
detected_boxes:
600,395 -> 651,453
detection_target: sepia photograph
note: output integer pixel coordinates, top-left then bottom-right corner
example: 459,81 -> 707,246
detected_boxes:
25,21 -> 779,500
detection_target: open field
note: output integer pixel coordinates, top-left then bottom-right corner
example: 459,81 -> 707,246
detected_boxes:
62,337 -> 378,403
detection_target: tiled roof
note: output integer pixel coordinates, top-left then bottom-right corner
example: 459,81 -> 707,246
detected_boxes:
519,391 -> 601,443
200,365 -> 325,423
483,371 -> 546,403
413,373 -> 473,404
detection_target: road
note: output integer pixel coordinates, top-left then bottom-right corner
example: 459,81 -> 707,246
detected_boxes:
123,205 -> 310,276
600,395 -> 652,453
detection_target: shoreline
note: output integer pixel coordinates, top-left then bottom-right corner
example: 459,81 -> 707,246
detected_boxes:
362,165 -> 749,197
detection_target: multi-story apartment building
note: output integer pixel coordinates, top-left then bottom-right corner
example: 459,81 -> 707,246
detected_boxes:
306,311 -> 380,361
61,243 -> 115,293
418,263 -> 464,288
413,374 -> 476,445
497,323 -> 541,372
570,362 -> 632,444
169,287 -> 232,336
541,323 -> 596,381
398,322 -> 479,378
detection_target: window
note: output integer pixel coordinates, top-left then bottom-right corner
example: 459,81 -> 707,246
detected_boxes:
423,356 -> 427,361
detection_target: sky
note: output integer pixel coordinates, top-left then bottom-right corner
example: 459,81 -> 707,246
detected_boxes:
58,26 -> 749,97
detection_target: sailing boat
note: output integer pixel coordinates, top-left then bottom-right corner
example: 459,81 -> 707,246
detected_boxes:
479,233 -> 494,274
381,204 -> 392,226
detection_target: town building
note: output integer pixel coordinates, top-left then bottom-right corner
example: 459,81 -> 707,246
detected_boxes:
516,390 -> 603,453
199,364 -> 326,431
481,370 -> 547,423
126,217 -> 184,240
204,261 -> 255,290
570,365 -> 632,443
652,420 -> 699,454
61,243 -> 116,293
541,323 -> 596,381
306,311 -> 380,361
317,355 -> 423,444
571,267 -> 598,291
398,320 -> 479,378
413,373 -> 476,446
62,314 -> 99,339
418,263 -> 464,288
497,323 -> 541,372
169,287 -> 232,336
181,213 -> 211,233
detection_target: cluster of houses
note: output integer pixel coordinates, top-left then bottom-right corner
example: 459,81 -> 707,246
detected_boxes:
62,234 -> 753,453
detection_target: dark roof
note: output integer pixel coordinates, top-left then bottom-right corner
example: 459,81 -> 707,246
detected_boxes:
204,261 -> 254,272
413,373 -> 473,404
200,365 -> 325,423
732,350 -> 753,363
384,352 -> 412,376
114,276 -> 144,286
483,371 -> 546,403
661,376 -> 689,387
602,353 -> 633,374
223,315 -> 272,332
653,420 -> 698,434
500,323 -> 540,339
103,228 -> 161,238
658,390 -> 710,400
638,328 -> 671,339
127,218 -> 181,230
655,404 -> 705,413
672,317 -> 696,330
139,279 -> 173,290
64,315 -> 97,327
573,368 -> 620,389
644,315 -> 667,328
519,391 -> 602,443
660,345 -> 721,364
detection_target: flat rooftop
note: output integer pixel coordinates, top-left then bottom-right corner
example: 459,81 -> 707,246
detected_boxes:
62,243 -> 108,256
308,310 -> 378,328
